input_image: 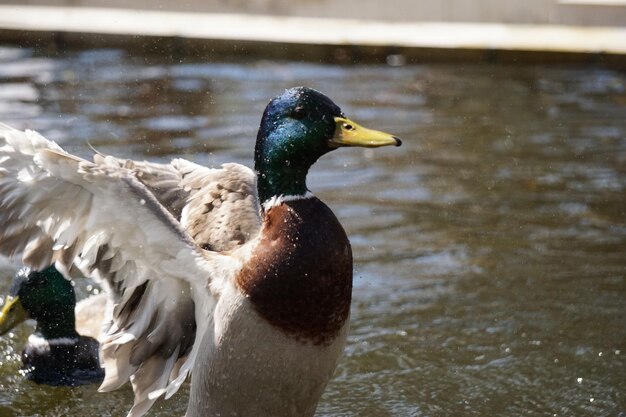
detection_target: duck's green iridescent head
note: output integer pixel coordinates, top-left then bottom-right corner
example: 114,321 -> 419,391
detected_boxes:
0,265 -> 77,339
254,87 -> 401,204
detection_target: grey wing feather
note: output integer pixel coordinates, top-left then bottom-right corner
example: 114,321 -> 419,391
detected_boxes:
178,161 -> 261,251
93,155 -> 189,219
92,155 -> 262,249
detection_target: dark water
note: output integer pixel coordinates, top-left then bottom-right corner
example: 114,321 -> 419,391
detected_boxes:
0,46 -> 624,417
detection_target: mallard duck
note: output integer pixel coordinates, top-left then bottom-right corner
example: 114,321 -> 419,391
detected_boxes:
0,87 -> 401,416
0,265 -> 105,386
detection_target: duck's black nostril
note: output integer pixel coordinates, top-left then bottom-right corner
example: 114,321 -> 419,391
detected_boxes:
393,136 -> 402,146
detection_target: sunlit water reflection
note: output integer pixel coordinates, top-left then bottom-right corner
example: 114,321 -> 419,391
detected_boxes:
0,46 -> 624,417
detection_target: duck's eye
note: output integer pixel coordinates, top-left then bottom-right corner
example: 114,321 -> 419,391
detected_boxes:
292,107 -> 307,120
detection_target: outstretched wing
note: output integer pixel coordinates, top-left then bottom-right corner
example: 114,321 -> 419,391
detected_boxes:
88,154 -> 261,416
0,124 -> 259,416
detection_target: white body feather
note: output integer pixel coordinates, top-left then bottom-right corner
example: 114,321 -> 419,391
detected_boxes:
189,281 -> 349,417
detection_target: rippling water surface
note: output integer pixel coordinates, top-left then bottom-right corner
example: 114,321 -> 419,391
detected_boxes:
0,46 -> 624,417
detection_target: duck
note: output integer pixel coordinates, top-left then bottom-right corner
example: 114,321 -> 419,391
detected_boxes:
0,265 -> 106,386
0,87 -> 401,416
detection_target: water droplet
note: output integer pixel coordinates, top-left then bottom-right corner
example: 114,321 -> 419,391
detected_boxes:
139,199 -> 146,205
577,377 -> 583,384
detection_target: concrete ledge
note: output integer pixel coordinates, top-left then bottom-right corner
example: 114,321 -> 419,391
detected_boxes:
0,5 -> 625,66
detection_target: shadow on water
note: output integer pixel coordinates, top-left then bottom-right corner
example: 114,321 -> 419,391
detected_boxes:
0,45 -> 624,416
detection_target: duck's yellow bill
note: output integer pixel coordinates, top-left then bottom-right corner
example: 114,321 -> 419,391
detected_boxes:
0,295 -> 27,336
330,117 -> 402,148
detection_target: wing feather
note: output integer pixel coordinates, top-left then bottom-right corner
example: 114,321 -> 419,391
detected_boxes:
0,123 -> 259,416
